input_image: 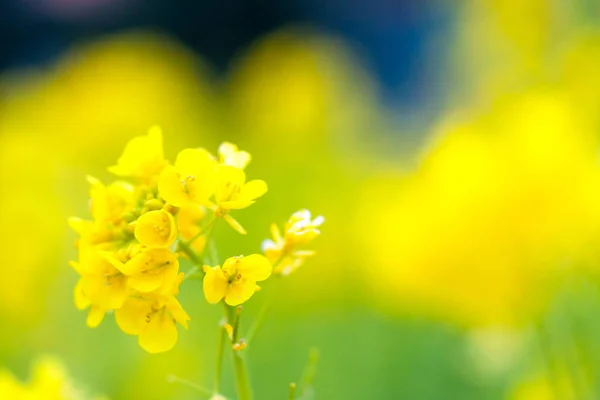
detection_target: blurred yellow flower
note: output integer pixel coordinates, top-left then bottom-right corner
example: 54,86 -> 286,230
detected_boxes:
360,91 -> 600,327
0,356 -> 106,400
218,142 -> 251,170
134,210 -> 177,248
158,148 -> 217,207
262,209 -> 324,276
203,255 -> 271,306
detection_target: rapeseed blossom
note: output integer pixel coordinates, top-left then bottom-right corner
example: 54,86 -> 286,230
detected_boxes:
70,127 -> 324,358
203,255 -> 272,306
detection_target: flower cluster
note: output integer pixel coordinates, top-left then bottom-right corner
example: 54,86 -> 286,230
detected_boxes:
69,127 -> 322,354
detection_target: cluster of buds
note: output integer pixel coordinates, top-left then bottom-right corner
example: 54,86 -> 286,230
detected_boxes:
69,127 -> 323,354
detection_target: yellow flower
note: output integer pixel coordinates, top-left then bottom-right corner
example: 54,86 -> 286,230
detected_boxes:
177,203 -> 208,254
218,142 -> 251,169
109,248 -> 179,294
108,126 -> 167,181
71,246 -> 129,327
68,176 -> 134,247
115,274 -> 189,354
86,176 -> 134,223
203,254 -> 271,305
262,209 -> 323,275
134,209 -> 177,248
158,148 -> 217,207
212,165 -> 268,234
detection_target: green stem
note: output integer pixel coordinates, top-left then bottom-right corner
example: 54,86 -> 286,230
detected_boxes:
224,304 -> 252,400
214,319 -> 226,393
245,302 -> 268,345
178,240 -> 205,269
232,351 -> 252,400
186,216 -> 217,247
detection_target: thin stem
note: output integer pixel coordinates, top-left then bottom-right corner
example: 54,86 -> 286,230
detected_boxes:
288,383 -> 296,400
183,265 -> 200,281
178,240 -> 205,269
214,319 -> 226,393
186,216 -> 217,247
232,351 -> 252,400
166,374 -> 213,397
232,306 -> 242,342
245,302 -> 268,345
298,348 -> 320,399
224,304 -> 252,400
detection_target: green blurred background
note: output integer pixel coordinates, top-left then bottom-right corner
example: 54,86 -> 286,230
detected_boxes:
2,0 -> 600,399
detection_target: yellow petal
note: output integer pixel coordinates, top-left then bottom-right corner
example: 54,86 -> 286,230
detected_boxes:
138,308 -> 178,354
175,148 -> 217,201
238,254 -> 272,281
128,272 -> 165,293
166,297 -> 190,329
68,217 -> 93,235
203,266 -> 229,304
270,223 -> 283,243
218,199 -> 255,210
158,166 -> 190,207
123,248 -> 178,276
86,305 -> 105,328
223,214 -> 247,235
135,209 -> 177,247
115,297 -> 150,335
108,126 -> 166,179
214,165 -> 246,202
239,180 -> 268,202
69,260 -> 86,276
74,279 -> 91,310
225,280 -> 257,306
97,275 -> 129,309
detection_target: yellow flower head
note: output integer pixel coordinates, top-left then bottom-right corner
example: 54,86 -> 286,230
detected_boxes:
134,209 -> 177,248
115,274 -> 189,354
214,166 -> 267,210
212,165 -> 268,234
218,142 -> 251,170
108,126 -> 167,181
158,148 -> 217,207
110,248 -> 179,294
203,254 -> 271,306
